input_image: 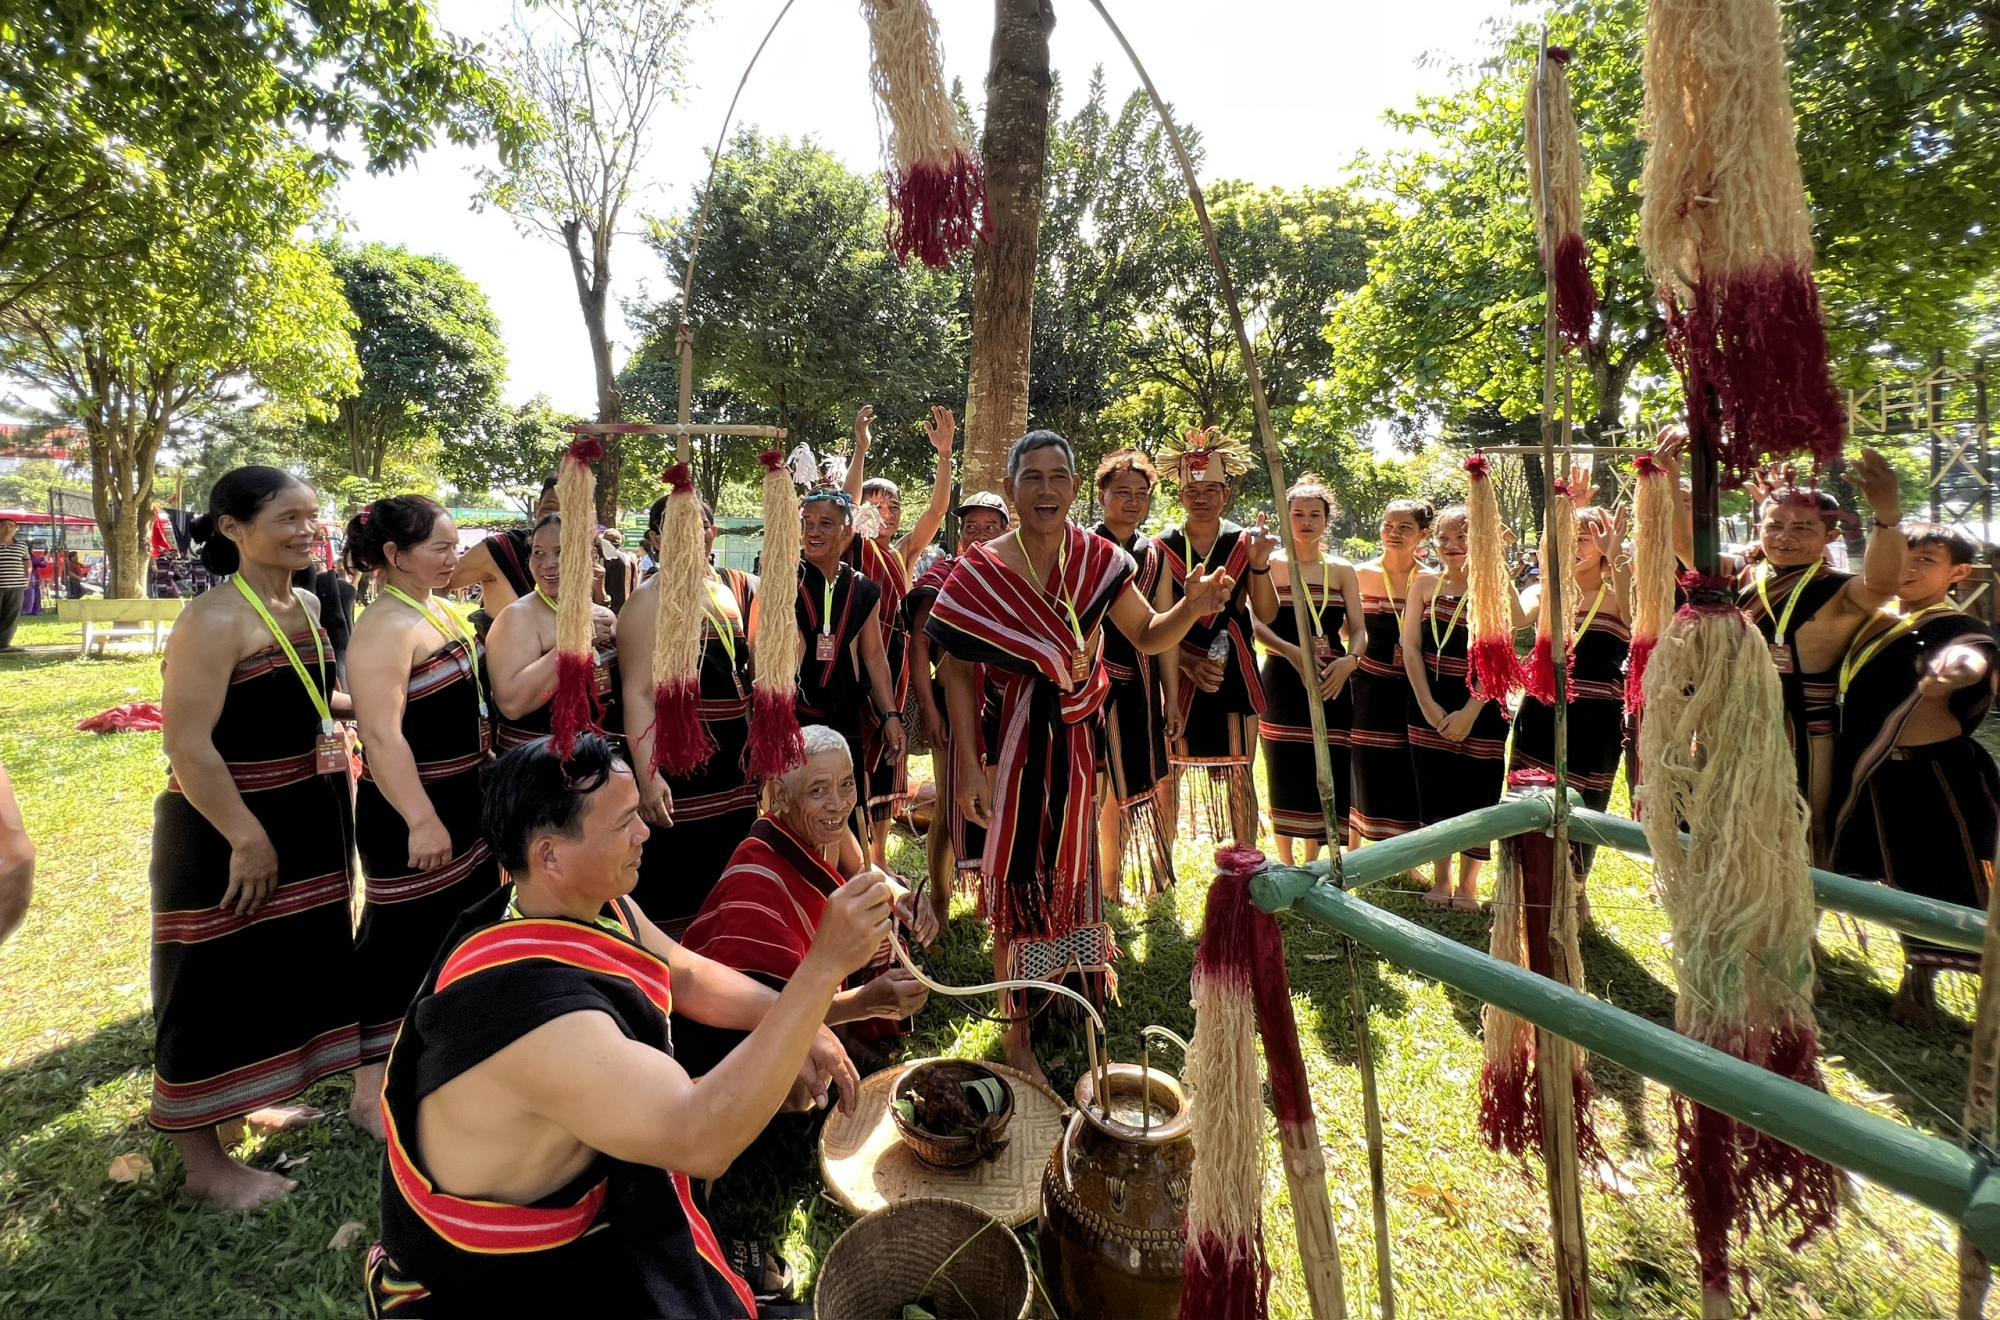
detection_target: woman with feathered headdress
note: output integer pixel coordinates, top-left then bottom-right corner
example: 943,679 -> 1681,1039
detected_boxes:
1155,427 -> 1279,847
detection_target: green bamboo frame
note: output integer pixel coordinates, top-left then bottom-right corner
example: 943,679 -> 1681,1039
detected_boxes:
1248,791 -> 2000,1256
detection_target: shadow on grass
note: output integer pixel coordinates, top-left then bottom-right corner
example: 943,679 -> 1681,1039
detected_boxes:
1813,945 -> 1972,1140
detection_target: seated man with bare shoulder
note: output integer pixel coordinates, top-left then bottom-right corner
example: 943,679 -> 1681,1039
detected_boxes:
365,733 -> 888,1319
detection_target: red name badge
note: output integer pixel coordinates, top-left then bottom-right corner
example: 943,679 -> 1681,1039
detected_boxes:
593,663 -> 613,698
1392,643 -> 1404,667
1770,641 -> 1794,675
315,731 -> 347,776
1070,648 -> 1090,684
817,632 -> 837,662
1313,634 -> 1335,665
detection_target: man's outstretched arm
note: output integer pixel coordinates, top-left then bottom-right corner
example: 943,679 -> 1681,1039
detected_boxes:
501,875 -> 897,1180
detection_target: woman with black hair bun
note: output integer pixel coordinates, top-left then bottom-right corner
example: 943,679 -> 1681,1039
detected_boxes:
342,494 -> 499,1138
151,465 -> 362,1208
486,513 -> 623,753
1348,498 -> 1434,850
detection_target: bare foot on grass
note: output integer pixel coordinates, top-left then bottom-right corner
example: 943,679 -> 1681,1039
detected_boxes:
172,1129 -> 297,1211
1002,1027 -> 1051,1091
348,1063 -> 387,1141
1450,889 -> 1480,914
1422,882 -> 1452,909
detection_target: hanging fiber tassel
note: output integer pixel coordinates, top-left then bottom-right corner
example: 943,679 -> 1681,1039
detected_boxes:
746,448 -> 806,778
1525,484 -> 1581,705
549,437 -> 603,759
1181,850 -> 1272,1320
1637,582 -> 1840,1307
1464,453 -> 1527,701
1525,46 -> 1596,350
1478,801 -> 1605,1164
648,463 -> 715,777
861,0 -> 988,269
1624,450 -> 1679,715
1638,0 -> 1844,479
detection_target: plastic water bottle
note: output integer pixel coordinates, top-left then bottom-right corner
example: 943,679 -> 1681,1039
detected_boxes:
1207,634 -> 1231,665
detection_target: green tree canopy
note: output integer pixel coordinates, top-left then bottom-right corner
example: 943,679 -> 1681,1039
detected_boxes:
1,0 -> 514,315
439,395 -> 582,514
629,128 -> 969,502
313,242 -> 507,481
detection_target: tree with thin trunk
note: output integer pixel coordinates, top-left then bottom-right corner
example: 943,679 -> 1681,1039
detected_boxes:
0,154 -> 357,597
961,0 -> 1055,496
479,0 -> 706,525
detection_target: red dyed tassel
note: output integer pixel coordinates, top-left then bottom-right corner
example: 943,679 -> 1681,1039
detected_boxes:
1180,1231 -> 1269,1320
1479,1055 -> 1538,1157
1624,634 -> 1657,716
1469,634 -> 1527,703
743,686 -> 805,780
1673,1022 -> 1841,1301
650,679 -> 715,778
886,149 -> 989,270
1665,267 -> 1845,481
1525,634 -> 1559,705
549,650 -> 602,760
1550,232 -> 1596,349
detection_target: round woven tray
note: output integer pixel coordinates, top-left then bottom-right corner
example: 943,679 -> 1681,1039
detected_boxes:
821,1058 -> 1067,1227
815,1197 -> 1033,1320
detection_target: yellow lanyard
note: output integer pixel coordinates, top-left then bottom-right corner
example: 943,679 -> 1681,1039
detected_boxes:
1839,603 -> 1952,697
533,585 -> 558,613
819,570 -> 835,638
1028,530 -> 1085,645
1756,563 -> 1819,640
703,576 -> 740,665
1300,563 -> 1332,638
1429,585 -> 1467,654
1575,579 -> 1609,638
384,585 -> 487,719
1389,563 -> 1419,633
232,576 -> 333,733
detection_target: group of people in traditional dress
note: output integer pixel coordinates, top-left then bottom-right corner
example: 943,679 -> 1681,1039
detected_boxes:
101,403 -> 2000,1315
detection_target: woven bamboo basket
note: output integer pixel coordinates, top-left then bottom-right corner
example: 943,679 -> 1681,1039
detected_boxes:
814,1197 -> 1034,1320
890,1059 -> 1014,1169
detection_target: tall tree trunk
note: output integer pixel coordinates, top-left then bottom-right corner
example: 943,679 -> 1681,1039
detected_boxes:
566,219 -> 623,525
962,0 -> 1055,498
88,415 -> 157,599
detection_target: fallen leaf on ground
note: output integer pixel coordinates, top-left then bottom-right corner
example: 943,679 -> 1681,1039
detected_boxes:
328,1221 -> 366,1250
272,1153 -> 310,1171
107,1153 -> 154,1183
1405,1182 -> 1471,1224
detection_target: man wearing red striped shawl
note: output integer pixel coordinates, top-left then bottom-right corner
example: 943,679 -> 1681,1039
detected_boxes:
925,430 -> 1235,1080
1829,524 -> 1999,1027
368,734 -> 887,1319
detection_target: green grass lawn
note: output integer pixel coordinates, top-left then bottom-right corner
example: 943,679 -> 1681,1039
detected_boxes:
0,617 -> 1980,1317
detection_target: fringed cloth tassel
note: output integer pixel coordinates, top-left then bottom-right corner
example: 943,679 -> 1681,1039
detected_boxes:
1638,0 -> 1843,477
649,463 -> 715,777
1181,849 -> 1275,1320
1114,793 -> 1177,901
1637,578 -> 1840,1303
1478,819 -> 1605,1165
1526,484 -> 1581,704
747,450 -> 805,778
861,0 -> 989,269
1464,452 -> 1526,701
1625,450 -> 1679,715
1525,47 -> 1597,349
550,437 -> 602,757
1177,763 -> 1254,846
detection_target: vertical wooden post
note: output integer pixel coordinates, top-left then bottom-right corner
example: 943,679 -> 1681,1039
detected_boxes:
1531,38 -> 1592,1320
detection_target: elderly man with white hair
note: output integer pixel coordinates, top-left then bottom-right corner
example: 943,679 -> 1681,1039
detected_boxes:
678,724 -> 933,1064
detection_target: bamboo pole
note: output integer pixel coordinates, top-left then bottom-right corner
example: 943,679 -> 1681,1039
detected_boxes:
1083,3 -> 1355,1316
1531,38 -> 1592,1319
